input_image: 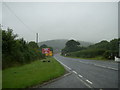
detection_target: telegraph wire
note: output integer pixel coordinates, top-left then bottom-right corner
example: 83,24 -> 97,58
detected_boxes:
3,2 -> 36,34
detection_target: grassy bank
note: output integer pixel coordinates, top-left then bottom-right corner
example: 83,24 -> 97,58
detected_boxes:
2,57 -> 65,88
72,56 -> 106,61
62,55 -> 107,61
0,70 -> 2,89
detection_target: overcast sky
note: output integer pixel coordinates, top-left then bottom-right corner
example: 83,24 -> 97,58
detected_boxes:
2,2 -> 118,43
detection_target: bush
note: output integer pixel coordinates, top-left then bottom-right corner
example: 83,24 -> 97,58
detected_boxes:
65,38 -> 119,60
70,49 -> 106,58
2,29 -> 45,69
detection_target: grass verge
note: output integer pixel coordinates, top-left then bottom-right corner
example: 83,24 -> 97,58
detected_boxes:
2,57 -> 65,88
0,70 -> 2,89
63,55 -> 107,61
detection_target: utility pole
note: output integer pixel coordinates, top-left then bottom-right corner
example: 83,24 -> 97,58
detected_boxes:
36,33 -> 38,44
119,40 -> 120,57
0,24 -> 1,29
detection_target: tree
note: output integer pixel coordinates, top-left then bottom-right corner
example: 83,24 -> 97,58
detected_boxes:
40,44 -> 48,49
88,40 -> 109,50
65,38 -> 119,60
40,44 -> 53,53
66,39 -> 80,47
2,28 -> 45,69
61,40 -> 81,55
28,41 -> 39,49
2,28 -> 17,55
109,39 -> 119,58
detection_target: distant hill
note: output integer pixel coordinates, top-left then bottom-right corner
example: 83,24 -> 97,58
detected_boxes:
38,39 -> 93,53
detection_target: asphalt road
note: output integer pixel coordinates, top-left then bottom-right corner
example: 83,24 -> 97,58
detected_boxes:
41,54 -> 118,88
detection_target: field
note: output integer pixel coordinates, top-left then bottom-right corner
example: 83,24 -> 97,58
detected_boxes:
2,57 -> 65,88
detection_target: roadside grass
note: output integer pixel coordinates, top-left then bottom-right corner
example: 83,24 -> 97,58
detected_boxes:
63,55 -> 107,61
2,57 -> 65,88
74,56 -> 107,61
0,70 -> 2,89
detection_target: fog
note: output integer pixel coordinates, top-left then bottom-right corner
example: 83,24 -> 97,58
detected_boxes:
2,2 -> 118,43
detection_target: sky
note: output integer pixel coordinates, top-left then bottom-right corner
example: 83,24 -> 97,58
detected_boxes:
0,2 -> 2,26
1,2 -> 118,43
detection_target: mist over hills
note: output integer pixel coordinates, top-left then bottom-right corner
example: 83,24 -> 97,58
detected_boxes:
38,39 -> 93,53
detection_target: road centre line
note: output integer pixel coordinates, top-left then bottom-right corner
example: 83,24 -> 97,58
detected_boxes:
94,64 -> 118,70
72,71 -> 77,74
94,64 -> 107,68
78,61 -> 118,71
56,55 -> 118,71
107,67 -> 118,71
64,57 -> 118,71
55,56 -> 118,71
94,64 -> 105,67
54,57 -> 93,88
76,76 -> 92,88
78,74 -> 83,78
86,80 -> 93,84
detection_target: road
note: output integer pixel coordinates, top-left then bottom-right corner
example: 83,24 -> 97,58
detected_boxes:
41,54 -> 118,88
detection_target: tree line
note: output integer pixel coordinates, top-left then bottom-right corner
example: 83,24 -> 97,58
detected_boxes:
2,28 -> 52,69
61,39 -> 119,60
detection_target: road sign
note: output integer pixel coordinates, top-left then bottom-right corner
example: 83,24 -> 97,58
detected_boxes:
49,51 -> 53,56
42,48 -> 53,56
42,48 -> 50,54
45,53 -> 49,56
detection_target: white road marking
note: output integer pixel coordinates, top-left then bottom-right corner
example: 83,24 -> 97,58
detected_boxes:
56,55 -> 118,71
54,56 -> 93,88
79,61 -> 118,71
54,57 -> 72,70
95,64 -> 107,68
62,63 -> 71,70
78,74 -> 83,78
86,79 -> 93,84
63,72 -> 71,77
101,65 -> 106,67
72,71 -> 77,74
76,76 -> 92,88
107,67 -> 118,71
60,62 -> 71,70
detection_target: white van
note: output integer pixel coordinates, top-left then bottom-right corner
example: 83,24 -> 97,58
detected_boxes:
115,56 -> 120,62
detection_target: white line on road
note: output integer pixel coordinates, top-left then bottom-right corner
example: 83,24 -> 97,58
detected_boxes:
72,71 -> 77,74
107,67 -> 118,71
94,64 -> 107,68
63,72 -> 71,77
78,74 -> 83,78
78,74 -> 83,77
94,64 -> 118,71
79,61 -> 118,71
86,79 -> 93,84
54,56 -> 93,88
76,76 -> 92,88
56,55 -> 118,71
54,57 -> 72,70
62,63 -> 71,70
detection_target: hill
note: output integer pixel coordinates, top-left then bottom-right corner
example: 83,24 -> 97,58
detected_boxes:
38,39 -> 93,53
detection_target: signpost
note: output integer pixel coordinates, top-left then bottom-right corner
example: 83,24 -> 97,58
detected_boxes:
49,51 -> 53,56
42,48 -> 50,54
42,48 -> 53,56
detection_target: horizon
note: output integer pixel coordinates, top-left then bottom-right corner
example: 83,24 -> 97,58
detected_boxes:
38,38 -> 119,44
1,2 -> 118,43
